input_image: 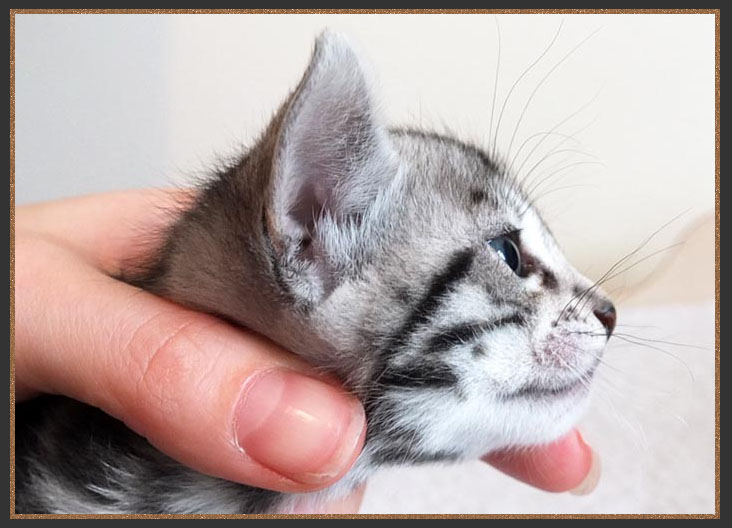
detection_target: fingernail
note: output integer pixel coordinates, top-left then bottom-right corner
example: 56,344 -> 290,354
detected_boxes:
234,369 -> 366,486
570,433 -> 601,495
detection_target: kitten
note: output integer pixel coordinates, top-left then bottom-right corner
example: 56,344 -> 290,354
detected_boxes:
15,32 -> 616,514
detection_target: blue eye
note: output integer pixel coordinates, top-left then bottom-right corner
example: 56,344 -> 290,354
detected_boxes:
487,236 -> 522,274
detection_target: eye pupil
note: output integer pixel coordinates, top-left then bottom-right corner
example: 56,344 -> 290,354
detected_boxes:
488,237 -> 521,273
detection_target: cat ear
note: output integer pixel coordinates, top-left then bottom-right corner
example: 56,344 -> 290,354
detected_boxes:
266,31 -> 398,304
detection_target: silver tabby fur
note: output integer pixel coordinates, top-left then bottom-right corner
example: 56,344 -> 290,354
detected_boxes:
15,32 -> 615,514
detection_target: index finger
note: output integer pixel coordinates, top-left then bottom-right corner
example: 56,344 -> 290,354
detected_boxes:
17,188 -> 193,275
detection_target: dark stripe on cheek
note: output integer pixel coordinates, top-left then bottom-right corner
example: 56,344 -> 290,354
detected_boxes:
427,321 -> 489,353
381,362 -> 458,388
402,248 -> 475,333
382,248 -> 475,357
426,313 -> 525,354
368,249 -> 473,407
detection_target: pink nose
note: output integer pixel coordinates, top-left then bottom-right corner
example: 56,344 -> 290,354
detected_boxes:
593,301 -> 616,338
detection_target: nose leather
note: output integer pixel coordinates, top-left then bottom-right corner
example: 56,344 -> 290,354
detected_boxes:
593,301 -> 617,338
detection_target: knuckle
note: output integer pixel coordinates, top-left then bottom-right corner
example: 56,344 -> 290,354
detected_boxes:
117,311 -> 218,420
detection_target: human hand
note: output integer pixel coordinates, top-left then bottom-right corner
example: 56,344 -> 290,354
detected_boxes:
15,190 -> 598,513
485,429 -> 600,495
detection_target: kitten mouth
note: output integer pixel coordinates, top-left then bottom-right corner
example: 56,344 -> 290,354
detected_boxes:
502,366 -> 597,400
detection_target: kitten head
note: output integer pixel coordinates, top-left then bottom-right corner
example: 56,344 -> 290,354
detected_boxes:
262,32 -> 615,463
158,32 -> 615,467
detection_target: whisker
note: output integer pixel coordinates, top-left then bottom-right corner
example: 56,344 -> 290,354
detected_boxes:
584,350 -> 632,377
572,242 -> 684,321
488,15 -> 502,161
522,148 -> 600,190
608,335 -> 696,383
505,26 -> 602,166
615,323 -> 661,330
579,241 -> 684,313
521,183 -> 595,211
610,332 -> 709,351
509,88 -> 602,178
492,19 -> 564,162
559,210 -> 690,323
518,116 -> 600,195
550,352 -> 594,392
508,131 -> 582,177
575,329 -> 706,351
524,160 -> 604,204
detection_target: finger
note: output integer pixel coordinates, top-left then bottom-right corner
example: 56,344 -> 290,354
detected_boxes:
482,429 -> 599,494
16,236 -> 366,494
17,189 -> 192,275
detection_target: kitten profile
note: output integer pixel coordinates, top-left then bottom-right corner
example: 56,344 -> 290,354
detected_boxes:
15,31 -> 615,514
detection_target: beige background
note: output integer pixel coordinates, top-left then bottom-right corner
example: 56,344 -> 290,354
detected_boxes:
14,13 -> 716,514
15,14 -> 715,292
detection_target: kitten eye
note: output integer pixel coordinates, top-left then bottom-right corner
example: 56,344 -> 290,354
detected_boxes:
487,236 -> 521,274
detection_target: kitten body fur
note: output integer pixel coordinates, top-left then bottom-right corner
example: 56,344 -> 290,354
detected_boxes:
16,32 -> 615,514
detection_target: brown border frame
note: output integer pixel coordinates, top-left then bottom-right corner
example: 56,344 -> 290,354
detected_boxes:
8,8 -> 721,519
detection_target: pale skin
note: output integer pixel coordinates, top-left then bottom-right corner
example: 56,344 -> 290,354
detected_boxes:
15,189 -> 599,513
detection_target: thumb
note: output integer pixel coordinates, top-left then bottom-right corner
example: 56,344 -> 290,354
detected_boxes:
16,234 -> 366,493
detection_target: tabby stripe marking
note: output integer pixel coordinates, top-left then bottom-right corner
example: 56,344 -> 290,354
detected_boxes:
380,362 -> 459,389
389,248 -> 475,351
370,249 -> 474,398
426,313 -> 525,354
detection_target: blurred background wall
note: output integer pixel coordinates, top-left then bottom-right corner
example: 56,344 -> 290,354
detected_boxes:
14,13 -> 715,294
14,13 -> 717,514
